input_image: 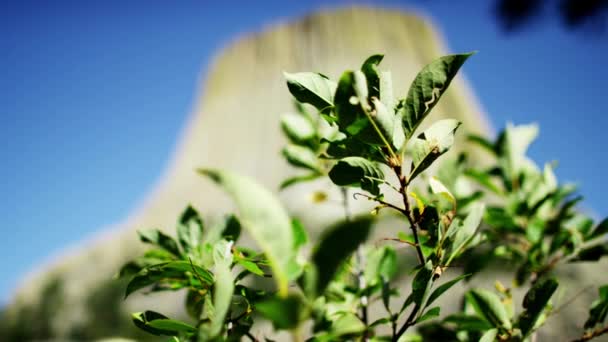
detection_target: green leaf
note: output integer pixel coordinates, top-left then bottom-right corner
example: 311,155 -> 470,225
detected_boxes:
331,312 -> 366,336
400,52 -> 474,138
312,217 -> 374,296
417,306 -> 441,324
589,218 -> 608,240
208,250 -> 235,337
408,119 -> 461,182
443,314 -> 493,331
146,319 -> 197,335
284,72 -> 336,110
198,169 -> 294,296
429,176 -> 455,205
426,274 -> 470,307
282,144 -> 321,172
365,245 -> 397,284
328,157 -> 384,195
280,173 -> 322,190
185,290 -> 204,320
411,261 -> 434,311
125,261 -> 214,298
291,219 -> 309,250
445,203 -> 485,266
256,294 -> 307,330
380,70 -> 395,112
132,311 -> 173,336
334,70 -> 368,133
361,54 -> 384,98
584,285 -> 608,329
479,328 -> 498,342
467,289 -> 512,329
464,169 -> 503,195
177,205 -> 203,255
221,214 -> 241,242
517,277 -> 558,337
117,249 -> 175,278
236,259 -> 264,276
281,112 -> 316,146
371,97 -> 404,149
500,123 -> 539,179
467,134 -> 496,155
138,229 -> 181,257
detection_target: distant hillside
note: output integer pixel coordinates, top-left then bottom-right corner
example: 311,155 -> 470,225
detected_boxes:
0,6 -> 489,340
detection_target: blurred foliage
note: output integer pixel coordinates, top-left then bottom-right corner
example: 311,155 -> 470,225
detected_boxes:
494,0 -> 608,32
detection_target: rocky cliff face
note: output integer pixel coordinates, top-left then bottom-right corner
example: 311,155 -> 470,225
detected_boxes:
0,7 -> 489,340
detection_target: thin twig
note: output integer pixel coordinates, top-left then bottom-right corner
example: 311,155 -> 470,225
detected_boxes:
393,165 -> 425,265
571,325 -> 608,342
393,304 -> 421,342
245,331 -> 258,342
353,192 -> 406,215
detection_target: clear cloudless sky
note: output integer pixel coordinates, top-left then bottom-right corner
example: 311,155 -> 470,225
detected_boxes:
1,0 -> 606,304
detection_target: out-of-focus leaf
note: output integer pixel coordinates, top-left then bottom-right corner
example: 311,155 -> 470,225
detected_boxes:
445,203 -> 485,265
256,294 -> 307,330
281,112 -> 316,146
464,169 -> 503,195
132,311 -> 172,336
280,173 -> 322,190
417,307 -> 441,324
199,169 -> 294,296
361,54 -> 383,98
208,247 -> 234,337
443,314 -> 493,331
312,217 -> 374,296
429,176 -> 455,204
291,219 -> 309,250
365,245 -> 397,285
479,328 -> 498,342
467,134 -> 496,155
517,278 -> 558,337
221,214 -> 241,242
331,312 -> 366,336
177,205 -> 203,255
146,319 -> 197,335
138,229 -> 181,257
282,145 -> 322,172
467,289 -> 512,329
584,285 -> 608,329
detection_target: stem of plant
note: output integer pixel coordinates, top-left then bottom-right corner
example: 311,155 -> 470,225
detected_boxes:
571,325 -> 608,342
393,303 -> 420,342
393,165 -> 425,265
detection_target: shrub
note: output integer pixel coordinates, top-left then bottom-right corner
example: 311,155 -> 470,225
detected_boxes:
119,53 -> 608,341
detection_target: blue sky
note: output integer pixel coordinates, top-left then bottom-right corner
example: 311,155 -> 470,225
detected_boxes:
0,0 -> 606,304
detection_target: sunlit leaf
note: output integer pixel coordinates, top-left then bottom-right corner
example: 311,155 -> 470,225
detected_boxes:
198,169 -> 294,296
400,52 -> 474,138
284,72 -> 336,110
408,119 -> 461,182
